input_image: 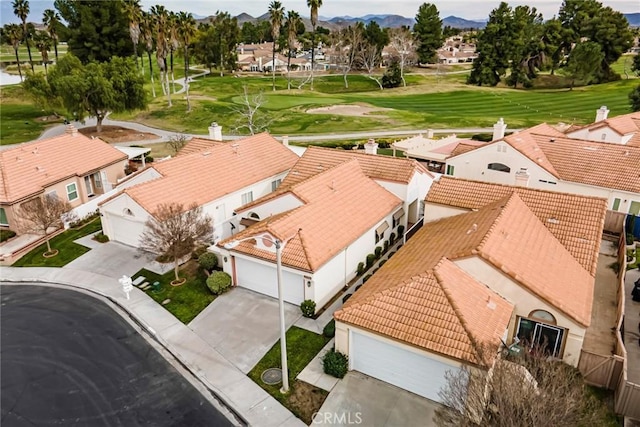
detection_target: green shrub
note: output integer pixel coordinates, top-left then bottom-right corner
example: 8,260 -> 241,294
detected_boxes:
192,245 -> 208,259
627,233 -> 636,245
323,320 -> 336,338
198,252 -> 218,271
356,262 -> 365,275
388,251 -> 396,258
342,293 -> 352,303
398,225 -> 405,236
300,299 -> 316,317
0,229 -> 17,242
206,271 -> 231,295
383,240 -> 389,252
145,155 -> 154,163
366,253 -> 376,268
389,232 -> 396,244
382,60 -> 402,88
379,259 -> 387,268
374,246 -> 382,258
363,274 -> 372,283
323,348 -> 348,378
93,232 -> 109,243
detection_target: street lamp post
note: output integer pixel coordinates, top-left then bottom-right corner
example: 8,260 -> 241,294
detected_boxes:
225,236 -> 290,393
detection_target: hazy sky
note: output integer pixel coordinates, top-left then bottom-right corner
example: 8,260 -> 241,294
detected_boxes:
139,0 -> 637,20
0,0 -> 636,24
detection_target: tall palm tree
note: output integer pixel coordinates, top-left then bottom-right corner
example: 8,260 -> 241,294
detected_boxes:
285,11 -> 301,90
306,0 -> 322,90
151,4 -> 171,106
5,24 -> 24,81
12,0 -> 34,72
122,0 -> 142,70
33,31 -> 51,77
140,12 -> 156,97
42,9 -> 60,62
167,12 -> 179,93
268,1 -> 285,91
177,11 -> 196,112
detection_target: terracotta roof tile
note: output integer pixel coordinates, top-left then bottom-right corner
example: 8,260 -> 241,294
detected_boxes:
448,141 -> 486,157
0,132 -> 127,203
337,192 -> 596,362
122,133 -> 299,215
425,176 -> 607,276
177,137 -> 224,156
220,160 -> 402,272
578,111 -> 640,137
281,146 -> 431,187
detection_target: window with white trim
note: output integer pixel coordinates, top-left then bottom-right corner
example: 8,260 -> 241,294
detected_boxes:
271,179 -> 282,191
0,207 -> 8,226
94,172 -> 102,189
515,315 -> 565,358
392,208 -> 404,229
66,183 -> 78,201
241,191 -> 253,205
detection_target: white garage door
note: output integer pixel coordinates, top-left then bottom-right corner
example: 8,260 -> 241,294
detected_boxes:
351,331 -> 460,402
235,257 -> 305,304
107,214 -> 146,247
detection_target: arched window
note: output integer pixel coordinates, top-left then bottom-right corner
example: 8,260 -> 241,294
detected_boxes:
249,212 -> 260,220
123,208 -> 134,217
529,309 -> 556,325
487,163 -> 511,173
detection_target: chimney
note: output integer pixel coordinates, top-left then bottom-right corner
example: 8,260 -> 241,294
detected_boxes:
595,106 -> 609,122
364,138 -> 378,155
208,122 -> 222,141
515,168 -> 530,187
493,118 -> 506,141
427,129 -> 434,139
65,124 -> 78,136
282,135 -> 289,146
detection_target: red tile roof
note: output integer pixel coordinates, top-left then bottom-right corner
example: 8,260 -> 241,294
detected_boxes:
177,137 -> 224,156
0,132 -> 127,203
220,160 -> 402,272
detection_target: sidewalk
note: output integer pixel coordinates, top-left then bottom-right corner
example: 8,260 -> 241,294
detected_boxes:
1,267 -> 305,427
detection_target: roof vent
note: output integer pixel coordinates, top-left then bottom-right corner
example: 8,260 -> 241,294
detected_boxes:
202,151 -> 211,157
583,146 -> 598,151
231,143 -> 239,154
547,217 -> 560,224
466,223 -> 478,234
32,147 -> 39,155
549,138 -> 555,142
35,166 -> 45,173
487,296 -> 496,310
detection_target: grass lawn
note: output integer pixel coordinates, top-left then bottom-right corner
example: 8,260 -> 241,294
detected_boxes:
248,326 -> 331,424
12,218 -> 102,267
132,261 -> 215,324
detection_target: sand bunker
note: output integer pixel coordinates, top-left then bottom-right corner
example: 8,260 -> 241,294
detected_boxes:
306,104 -> 391,116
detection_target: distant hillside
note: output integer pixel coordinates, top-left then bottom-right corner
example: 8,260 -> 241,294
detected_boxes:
328,14 -> 414,28
442,16 -> 486,29
625,13 -> 640,27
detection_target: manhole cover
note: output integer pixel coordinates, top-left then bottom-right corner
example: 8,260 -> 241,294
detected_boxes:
261,368 -> 282,385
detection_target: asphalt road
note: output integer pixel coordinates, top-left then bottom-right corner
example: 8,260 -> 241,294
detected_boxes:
1,284 -> 236,427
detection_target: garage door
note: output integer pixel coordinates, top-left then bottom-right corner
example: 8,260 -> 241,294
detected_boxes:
107,214 -> 146,247
351,331 -> 460,402
235,257 -> 304,304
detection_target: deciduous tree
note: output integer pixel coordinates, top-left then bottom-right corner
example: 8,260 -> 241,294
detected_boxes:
388,27 -> 415,87
18,195 -> 76,257
165,134 -> 188,155
413,3 -> 443,65
139,203 -> 213,283
232,85 -> 272,135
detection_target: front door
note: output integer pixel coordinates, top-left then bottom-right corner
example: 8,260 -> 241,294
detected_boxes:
84,176 -> 94,196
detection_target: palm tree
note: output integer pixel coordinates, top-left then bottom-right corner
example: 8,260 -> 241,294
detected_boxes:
5,24 -> 24,81
33,31 -> 51,77
140,12 -> 156,97
176,11 -> 196,112
285,11 -> 301,90
167,12 -> 179,93
12,0 -> 34,72
268,1 -> 285,91
306,0 -> 322,90
151,4 -> 171,106
122,0 -> 142,70
42,9 -> 60,62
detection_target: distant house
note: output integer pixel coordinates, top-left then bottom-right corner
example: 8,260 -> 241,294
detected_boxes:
215,144 -> 433,310
99,133 -> 299,247
444,112 -> 640,215
437,36 -> 477,64
334,177 -> 607,402
0,126 -> 127,235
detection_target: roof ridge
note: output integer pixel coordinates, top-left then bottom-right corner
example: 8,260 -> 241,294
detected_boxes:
475,193 -> 521,253
503,133 -> 560,178
296,228 -> 315,270
308,145 -> 419,165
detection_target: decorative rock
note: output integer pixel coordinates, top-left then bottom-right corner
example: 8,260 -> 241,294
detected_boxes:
139,282 -> 149,288
142,285 -> 151,290
162,299 -> 171,305
133,276 -> 146,286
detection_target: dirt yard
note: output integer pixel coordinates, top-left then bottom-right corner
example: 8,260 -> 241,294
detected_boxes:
306,104 -> 392,117
78,126 -> 159,144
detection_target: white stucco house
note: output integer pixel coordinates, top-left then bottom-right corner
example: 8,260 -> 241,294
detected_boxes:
444,113 -> 640,215
334,177 -> 607,403
98,133 -> 299,247
214,144 -> 434,311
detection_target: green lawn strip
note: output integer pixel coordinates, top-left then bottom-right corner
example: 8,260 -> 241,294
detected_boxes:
12,219 -> 102,267
248,326 -> 331,423
131,266 -> 215,324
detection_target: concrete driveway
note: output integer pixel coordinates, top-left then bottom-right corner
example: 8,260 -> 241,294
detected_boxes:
189,287 -> 302,373
63,241 -> 157,279
315,372 -> 441,426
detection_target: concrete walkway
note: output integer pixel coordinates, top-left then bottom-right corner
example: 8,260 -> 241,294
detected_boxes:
297,339 -> 339,392
1,267 -> 304,427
